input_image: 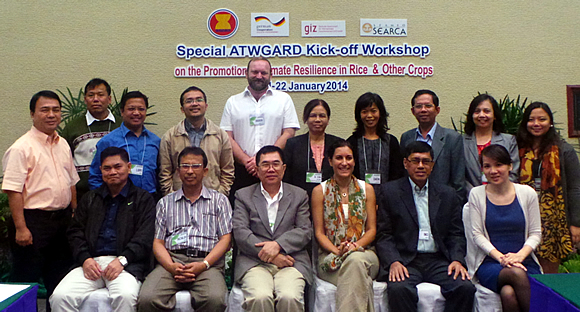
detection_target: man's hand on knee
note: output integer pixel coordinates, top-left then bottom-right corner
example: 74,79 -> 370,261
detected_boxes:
389,261 -> 409,282
255,241 -> 281,263
83,258 -> 102,281
103,258 -> 124,281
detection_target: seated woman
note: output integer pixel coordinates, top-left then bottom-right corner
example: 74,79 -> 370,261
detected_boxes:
467,144 -> 541,312
311,139 -> 379,312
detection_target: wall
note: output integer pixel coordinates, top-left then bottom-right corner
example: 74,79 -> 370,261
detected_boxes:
1,1 -> 579,155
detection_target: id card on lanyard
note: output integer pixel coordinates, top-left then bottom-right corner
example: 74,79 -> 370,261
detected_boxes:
363,138 -> 382,185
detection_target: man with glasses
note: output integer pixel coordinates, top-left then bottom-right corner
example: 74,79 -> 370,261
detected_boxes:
89,91 -> 160,196
138,147 -> 232,312
376,141 -> 475,312
400,89 -> 466,200
61,78 -> 122,200
159,86 -> 234,197
232,145 -> 311,312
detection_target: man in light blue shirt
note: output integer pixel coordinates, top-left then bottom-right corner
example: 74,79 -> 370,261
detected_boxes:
89,91 -> 160,195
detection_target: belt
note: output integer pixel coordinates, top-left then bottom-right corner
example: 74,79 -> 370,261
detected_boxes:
173,249 -> 210,258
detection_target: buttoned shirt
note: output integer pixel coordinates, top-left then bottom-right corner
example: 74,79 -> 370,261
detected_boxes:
2,126 -> 80,210
409,179 -> 437,253
260,183 -> 283,231
95,182 -> 130,256
184,118 -> 206,148
415,122 -> 438,146
89,123 -> 160,193
220,86 -> 300,157
155,186 -> 232,252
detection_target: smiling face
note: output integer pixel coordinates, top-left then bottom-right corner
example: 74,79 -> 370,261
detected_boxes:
306,104 -> 329,134
404,152 -> 434,188
181,90 -> 208,120
101,155 -> 131,189
473,100 -> 495,130
31,96 -> 62,136
178,153 -> 208,189
84,84 -> 111,120
481,155 -> 512,185
257,151 -> 286,188
246,60 -> 271,92
330,146 -> 355,178
527,107 -> 552,138
360,103 -> 380,131
411,94 -> 440,127
121,98 -> 147,131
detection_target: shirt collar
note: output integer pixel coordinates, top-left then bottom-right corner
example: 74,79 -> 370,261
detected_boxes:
99,180 -> 131,199
260,182 -> 283,201
243,86 -> 274,98
415,121 -> 438,140
86,109 -> 115,126
30,125 -> 59,144
409,178 -> 429,195
120,122 -> 149,137
174,185 -> 211,203
184,118 -> 206,133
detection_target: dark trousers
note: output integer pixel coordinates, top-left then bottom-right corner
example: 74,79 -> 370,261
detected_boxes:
8,208 -> 73,312
387,253 -> 475,312
228,162 -> 259,208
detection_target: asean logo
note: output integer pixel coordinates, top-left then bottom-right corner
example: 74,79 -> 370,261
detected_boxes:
362,23 -> 373,33
207,8 -> 239,39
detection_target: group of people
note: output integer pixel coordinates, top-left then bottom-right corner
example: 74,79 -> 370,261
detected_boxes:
2,56 -> 579,312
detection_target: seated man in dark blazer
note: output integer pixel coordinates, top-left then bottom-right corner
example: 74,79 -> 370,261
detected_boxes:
376,141 -> 475,312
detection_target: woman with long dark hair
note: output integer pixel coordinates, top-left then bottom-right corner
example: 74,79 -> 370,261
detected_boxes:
516,102 -> 580,273
346,92 -> 404,198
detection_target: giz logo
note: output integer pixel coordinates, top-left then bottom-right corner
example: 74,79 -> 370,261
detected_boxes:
362,23 -> 373,33
304,24 -> 317,35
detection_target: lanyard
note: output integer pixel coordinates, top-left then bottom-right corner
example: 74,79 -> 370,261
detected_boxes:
124,134 -> 147,165
307,135 -> 323,173
362,137 -> 381,172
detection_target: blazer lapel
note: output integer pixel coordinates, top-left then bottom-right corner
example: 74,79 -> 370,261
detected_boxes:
428,183 -> 441,232
252,186 -> 273,235
431,126 -> 445,163
273,184 -> 291,233
399,180 -> 419,227
464,134 -> 479,166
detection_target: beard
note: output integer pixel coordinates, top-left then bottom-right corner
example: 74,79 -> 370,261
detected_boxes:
248,78 -> 270,92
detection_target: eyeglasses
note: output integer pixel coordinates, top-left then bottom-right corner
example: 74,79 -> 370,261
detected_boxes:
179,163 -> 204,170
184,98 -> 205,104
407,158 -> 434,165
413,104 -> 435,109
259,161 -> 283,170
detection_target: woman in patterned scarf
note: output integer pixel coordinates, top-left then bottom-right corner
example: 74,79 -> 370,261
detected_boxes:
311,139 -> 379,312
516,102 -> 580,273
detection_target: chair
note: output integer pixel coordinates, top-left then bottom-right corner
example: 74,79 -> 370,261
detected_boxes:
80,289 -> 195,312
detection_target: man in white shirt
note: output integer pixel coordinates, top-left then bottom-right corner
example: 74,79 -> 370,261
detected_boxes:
220,57 -> 300,203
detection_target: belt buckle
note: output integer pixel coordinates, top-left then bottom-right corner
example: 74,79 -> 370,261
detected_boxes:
186,249 -> 199,257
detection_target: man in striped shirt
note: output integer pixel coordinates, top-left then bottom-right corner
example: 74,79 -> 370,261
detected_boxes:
138,146 -> 232,312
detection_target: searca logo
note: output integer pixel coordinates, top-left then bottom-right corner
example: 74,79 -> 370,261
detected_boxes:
254,16 -> 286,27
207,8 -> 239,39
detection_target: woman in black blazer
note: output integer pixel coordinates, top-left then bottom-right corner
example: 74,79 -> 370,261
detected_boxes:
284,99 -> 341,197
346,92 -> 404,198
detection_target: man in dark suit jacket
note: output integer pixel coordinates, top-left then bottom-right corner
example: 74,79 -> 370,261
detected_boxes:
400,89 -> 466,201
233,145 -> 312,312
376,141 -> 475,312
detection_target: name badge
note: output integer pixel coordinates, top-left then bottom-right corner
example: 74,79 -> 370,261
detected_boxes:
365,173 -> 381,185
250,114 -> 265,126
306,172 -> 322,183
419,230 -> 430,241
171,232 -> 188,246
130,164 -> 144,176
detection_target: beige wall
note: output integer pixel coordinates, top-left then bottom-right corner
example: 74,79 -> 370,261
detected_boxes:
1,1 -> 580,156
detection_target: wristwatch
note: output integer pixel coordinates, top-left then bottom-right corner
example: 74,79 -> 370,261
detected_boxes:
117,256 -> 128,267
203,260 -> 210,270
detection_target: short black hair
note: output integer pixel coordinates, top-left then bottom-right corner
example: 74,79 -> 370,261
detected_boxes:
120,91 -> 149,111
85,78 -> 111,96
303,99 -> 331,123
256,145 -> 284,164
29,90 -> 61,112
411,89 -> 439,107
325,139 -> 353,160
180,86 -> 207,106
464,93 -> 505,135
403,141 -> 434,159
178,146 -> 208,168
353,92 -> 389,138
479,144 -> 511,167
100,146 -> 129,164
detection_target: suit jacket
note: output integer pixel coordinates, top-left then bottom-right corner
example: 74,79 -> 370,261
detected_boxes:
400,124 -> 466,200
283,132 -> 342,197
67,180 -> 156,281
375,177 -> 466,281
232,182 -> 313,284
463,132 -> 519,194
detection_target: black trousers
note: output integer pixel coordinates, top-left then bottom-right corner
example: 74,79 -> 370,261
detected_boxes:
8,207 -> 73,312
387,253 -> 475,312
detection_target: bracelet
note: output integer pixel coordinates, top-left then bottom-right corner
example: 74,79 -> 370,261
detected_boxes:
203,260 -> 210,270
